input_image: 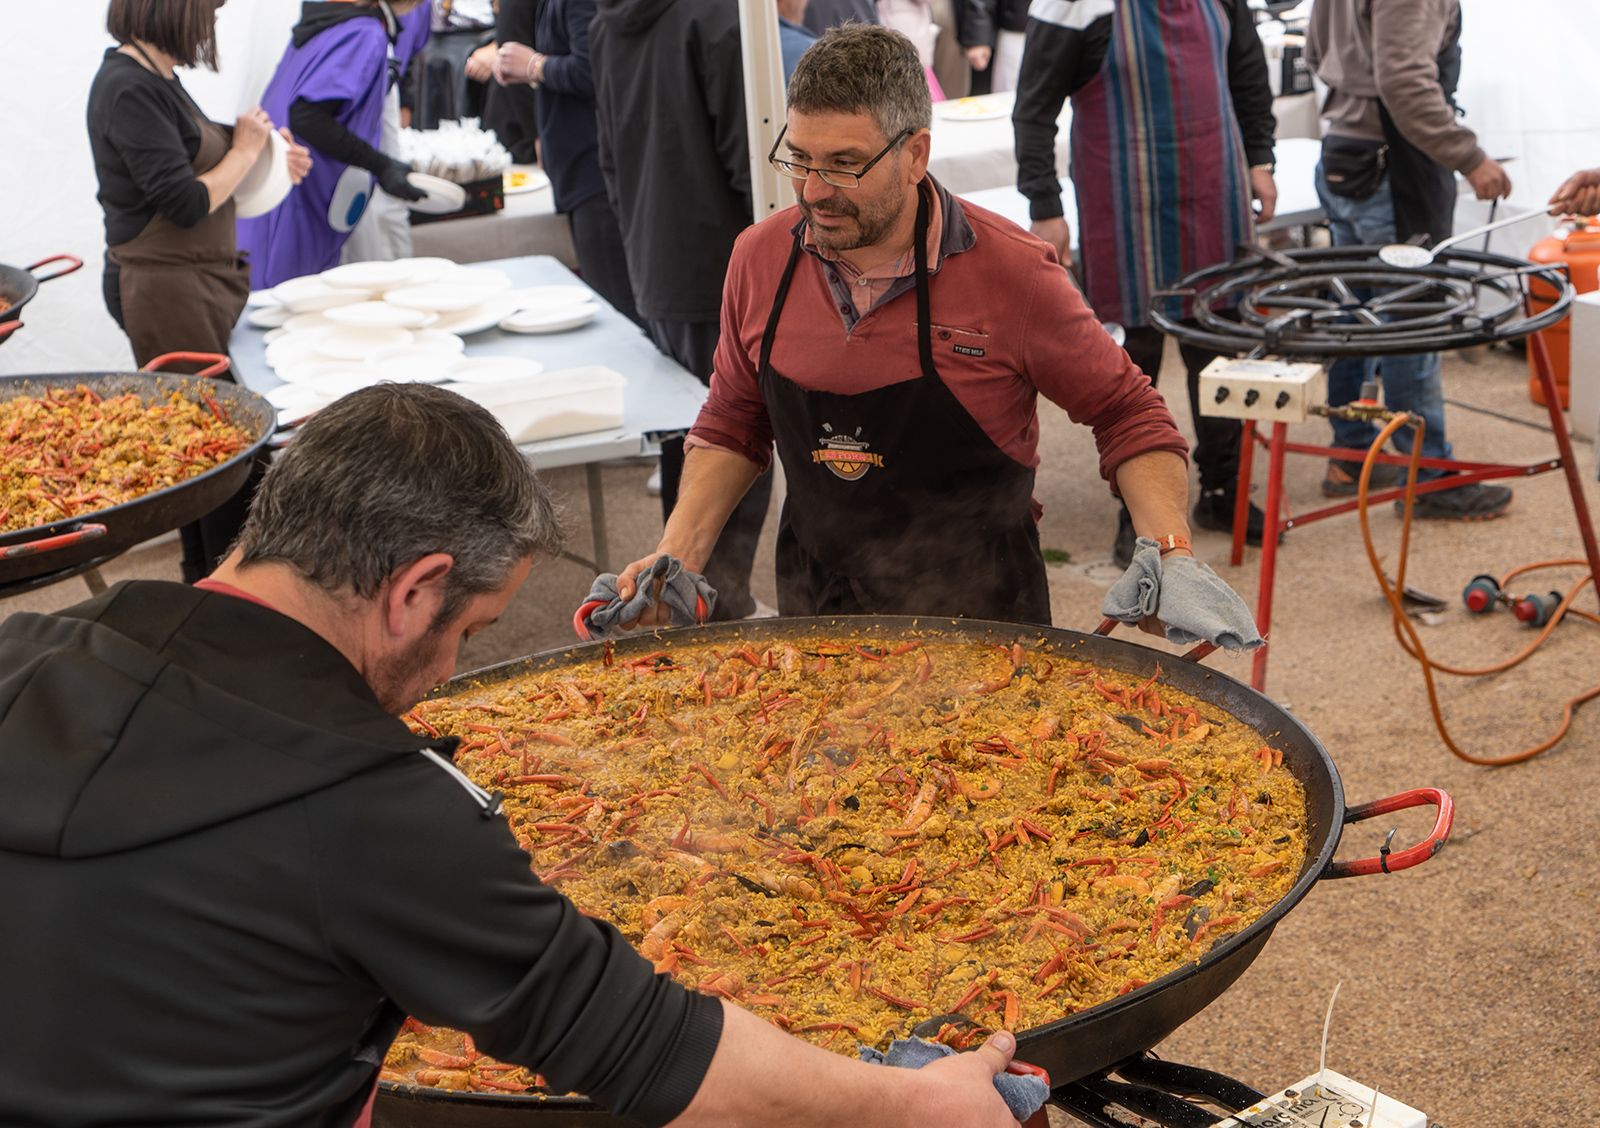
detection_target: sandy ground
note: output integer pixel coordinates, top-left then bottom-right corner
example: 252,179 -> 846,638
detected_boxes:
8,342 -> 1597,1126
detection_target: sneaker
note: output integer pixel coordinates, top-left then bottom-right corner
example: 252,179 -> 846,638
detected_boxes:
1112,507 -> 1137,568
645,466 -> 662,498
1192,488 -> 1269,546
1322,458 -> 1406,498
1396,477 -> 1512,520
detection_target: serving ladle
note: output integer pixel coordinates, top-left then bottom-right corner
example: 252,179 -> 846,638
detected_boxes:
1377,208 -> 1551,268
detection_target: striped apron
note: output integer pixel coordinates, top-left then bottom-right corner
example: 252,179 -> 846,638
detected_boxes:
1070,0 -> 1253,327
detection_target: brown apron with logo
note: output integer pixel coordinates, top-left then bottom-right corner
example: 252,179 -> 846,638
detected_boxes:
107,65 -> 250,368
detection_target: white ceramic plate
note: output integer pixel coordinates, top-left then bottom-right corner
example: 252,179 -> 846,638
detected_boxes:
276,359 -> 364,385
265,381 -> 335,413
428,296 -> 521,336
274,276 -> 369,314
385,284 -> 505,313
502,167 -> 551,196
507,285 -> 596,311
363,350 -> 458,384
388,257 -> 456,287
499,302 -> 600,334
262,327 -> 290,345
446,356 -> 546,384
406,172 -> 469,215
234,129 -> 293,219
439,268 -> 513,293
934,95 -> 1011,122
315,326 -> 414,361
246,288 -> 280,308
405,329 -> 466,354
247,305 -> 292,329
320,260 -> 415,291
265,333 -> 330,371
324,301 -> 437,329
281,312 -> 338,335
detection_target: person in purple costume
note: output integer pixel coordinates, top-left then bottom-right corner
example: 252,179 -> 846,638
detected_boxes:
238,0 -> 429,288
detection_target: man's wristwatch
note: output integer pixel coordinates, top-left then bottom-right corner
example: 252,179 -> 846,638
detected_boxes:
1154,534 -> 1192,556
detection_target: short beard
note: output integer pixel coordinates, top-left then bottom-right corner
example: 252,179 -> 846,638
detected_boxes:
370,617 -> 450,715
801,190 -> 907,252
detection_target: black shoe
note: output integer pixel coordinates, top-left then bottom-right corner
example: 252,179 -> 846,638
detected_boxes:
1322,458 -> 1406,498
1112,506 -> 1137,568
1193,488 -> 1268,546
1396,477 -> 1512,521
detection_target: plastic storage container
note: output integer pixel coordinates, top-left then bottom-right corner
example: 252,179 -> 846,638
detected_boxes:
1527,217 -> 1600,408
450,365 -> 628,443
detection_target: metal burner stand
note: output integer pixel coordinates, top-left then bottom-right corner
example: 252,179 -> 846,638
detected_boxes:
1151,245 -> 1598,690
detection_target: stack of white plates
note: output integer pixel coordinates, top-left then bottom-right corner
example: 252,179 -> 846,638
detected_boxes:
499,284 -> 601,335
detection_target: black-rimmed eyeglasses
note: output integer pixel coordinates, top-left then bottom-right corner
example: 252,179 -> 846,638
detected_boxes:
767,125 -> 915,189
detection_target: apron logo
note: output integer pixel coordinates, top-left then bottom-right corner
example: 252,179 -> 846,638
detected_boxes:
811,423 -> 885,481
953,343 -> 985,357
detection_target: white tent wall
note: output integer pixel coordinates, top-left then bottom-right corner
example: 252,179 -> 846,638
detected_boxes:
2,1 -> 1597,376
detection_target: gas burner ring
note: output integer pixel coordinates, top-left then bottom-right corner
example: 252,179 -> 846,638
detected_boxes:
1151,244 -> 1574,358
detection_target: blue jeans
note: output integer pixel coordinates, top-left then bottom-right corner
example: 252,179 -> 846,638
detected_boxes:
1314,162 -> 1452,478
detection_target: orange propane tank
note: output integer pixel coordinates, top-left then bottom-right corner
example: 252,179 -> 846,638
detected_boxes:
1527,217 -> 1600,408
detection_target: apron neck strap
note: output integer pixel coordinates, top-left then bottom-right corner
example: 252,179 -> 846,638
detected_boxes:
760,231 -> 806,375
911,185 -> 935,380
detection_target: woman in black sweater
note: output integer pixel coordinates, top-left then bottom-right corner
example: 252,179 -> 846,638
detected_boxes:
86,0 -> 310,580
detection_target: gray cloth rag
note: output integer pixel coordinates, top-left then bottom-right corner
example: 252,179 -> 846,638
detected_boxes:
859,1038 -> 1050,1121
1101,538 -> 1265,651
582,555 -> 718,639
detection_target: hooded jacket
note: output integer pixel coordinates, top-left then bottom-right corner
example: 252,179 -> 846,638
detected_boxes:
591,0 -> 753,323
0,581 -> 720,1128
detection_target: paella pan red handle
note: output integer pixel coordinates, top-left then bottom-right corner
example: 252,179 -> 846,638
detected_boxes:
1005,1060 -> 1052,1128
1093,617 -> 1220,664
26,254 -> 83,284
1323,787 -> 1454,879
143,352 -> 232,380
0,321 -> 21,342
0,523 -> 109,562
573,593 -> 711,641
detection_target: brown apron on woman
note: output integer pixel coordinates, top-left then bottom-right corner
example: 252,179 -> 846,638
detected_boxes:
107,51 -> 260,580
107,61 -> 251,368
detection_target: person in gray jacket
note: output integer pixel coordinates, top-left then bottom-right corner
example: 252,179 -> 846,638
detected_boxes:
1307,0 -> 1513,517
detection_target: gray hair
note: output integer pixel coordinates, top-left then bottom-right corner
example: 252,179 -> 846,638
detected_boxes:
787,24 -> 932,142
235,383 -> 562,622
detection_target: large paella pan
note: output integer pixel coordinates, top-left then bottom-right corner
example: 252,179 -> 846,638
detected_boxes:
376,618 -> 1450,1127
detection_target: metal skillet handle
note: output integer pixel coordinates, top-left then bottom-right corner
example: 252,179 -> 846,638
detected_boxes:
1094,616 -> 1218,663
1007,1060 -> 1053,1128
0,524 -> 108,562
27,254 -> 83,284
573,594 -> 710,641
143,352 -> 232,380
1323,787 -> 1454,879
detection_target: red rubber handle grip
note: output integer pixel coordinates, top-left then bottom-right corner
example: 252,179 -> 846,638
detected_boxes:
0,523 -> 109,561
1006,1060 -> 1052,1128
1093,616 -> 1219,664
27,254 -> 83,283
0,320 -> 22,341
143,352 -> 231,380
573,593 -> 710,641
1323,787 -> 1454,879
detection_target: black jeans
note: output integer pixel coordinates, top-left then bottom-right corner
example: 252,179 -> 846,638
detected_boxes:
1122,324 -> 1241,493
647,318 -> 773,620
568,194 -> 643,329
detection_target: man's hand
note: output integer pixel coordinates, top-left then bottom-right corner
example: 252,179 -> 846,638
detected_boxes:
1250,167 -> 1277,224
497,41 -> 540,86
1030,217 -> 1073,271
613,552 -> 677,629
899,1032 -> 1021,1128
965,45 -> 992,71
465,42 -> 497,83
1466,156 -> 1513,202
281,128 -> 312,184
1549,167 -> 1600,216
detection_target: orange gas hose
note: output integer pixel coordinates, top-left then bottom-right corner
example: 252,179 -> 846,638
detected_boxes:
1355,414 -> 1600,765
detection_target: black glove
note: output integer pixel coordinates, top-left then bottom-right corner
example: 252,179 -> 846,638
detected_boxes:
378,159 -> 427,201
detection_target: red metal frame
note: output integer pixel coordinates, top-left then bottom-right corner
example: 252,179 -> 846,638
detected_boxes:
1231,331 -> 1600,689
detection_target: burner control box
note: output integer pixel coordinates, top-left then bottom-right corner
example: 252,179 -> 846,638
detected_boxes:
1216,1069 -> 1428,1128
1199,358 -> 1327,423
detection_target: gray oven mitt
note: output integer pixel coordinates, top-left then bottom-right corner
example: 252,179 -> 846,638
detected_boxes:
581,555 -> 717,639
1101,538 -> 1264,652
859,1038 -> 1050,1121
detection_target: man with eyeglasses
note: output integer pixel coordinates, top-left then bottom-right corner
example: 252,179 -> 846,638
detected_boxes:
616,24 -> 1212,626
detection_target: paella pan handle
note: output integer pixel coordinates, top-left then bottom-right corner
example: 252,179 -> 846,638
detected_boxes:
1006,1060 -> 1053,1128
573,593 -> 711,641
143,352 -> 232,380
26,254 -> 83,284
1093,617 -> 1218,664
0,320 -> 21,342
0,524 -> 109,562
1322,787 -> 1454,880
